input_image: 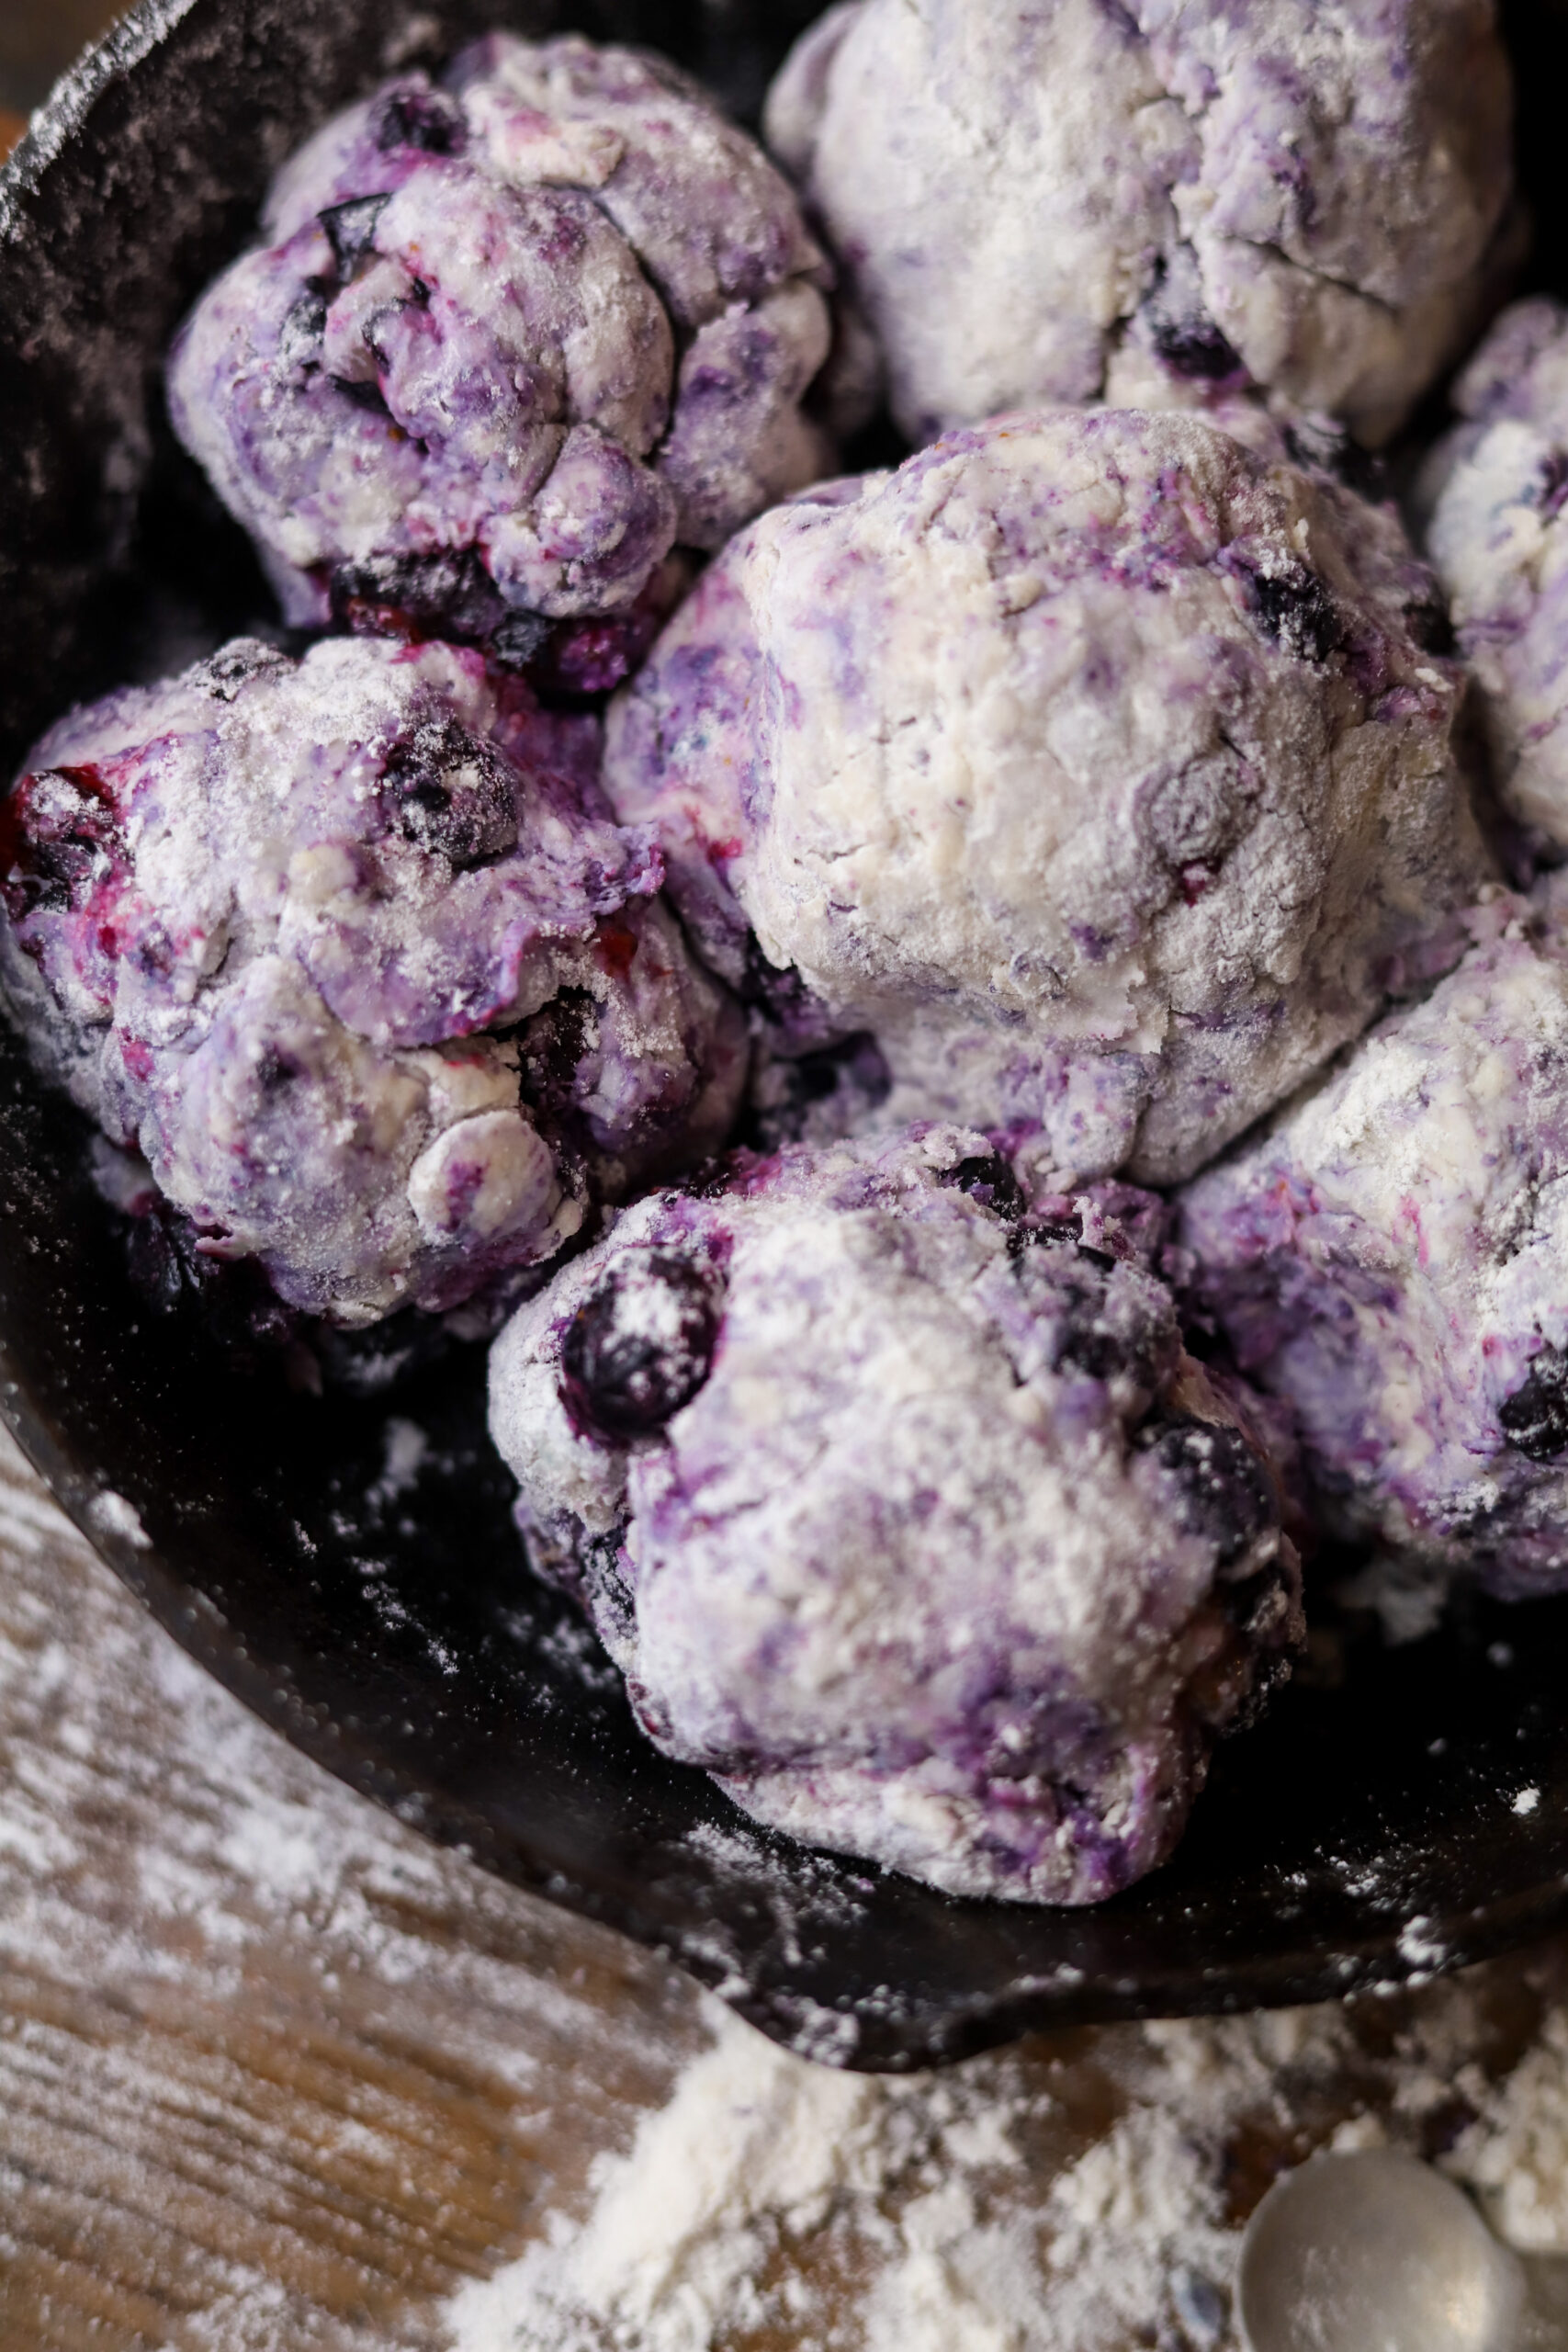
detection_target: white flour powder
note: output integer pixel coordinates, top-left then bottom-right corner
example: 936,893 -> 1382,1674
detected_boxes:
444,1984 -> 1568,2352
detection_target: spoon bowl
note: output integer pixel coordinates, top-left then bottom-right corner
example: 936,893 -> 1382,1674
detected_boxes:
6,0 -> 1568,2071
1238,2152 -> 1527,2352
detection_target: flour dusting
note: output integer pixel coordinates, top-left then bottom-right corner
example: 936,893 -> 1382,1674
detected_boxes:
442,1973 -> 1568,2352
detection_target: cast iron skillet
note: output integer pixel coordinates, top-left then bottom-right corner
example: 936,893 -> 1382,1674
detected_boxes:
4,0 -> 1568,2075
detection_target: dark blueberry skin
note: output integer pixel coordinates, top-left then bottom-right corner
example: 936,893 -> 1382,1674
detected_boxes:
1241,560 -> 1346,664
1151,316 -> 1243,381
380,712 -> 519,867
1140,252 -> 1244,384
1501,1345 -> 1568,1462
560,1254 -> 721,1441
372,81 -> 464,155
1138,1413 -> 1273,1566
1051,1288 -> 1133,1380
279,290 -> 329,368
319,193 -> 390,276
1401,590 -> 1458,659
490,610 -> 554,670
519,987 -> 595,1126
1036,1258 -> 1141,1380
942,1152 -> 1023,1222
328,548 -> 509,645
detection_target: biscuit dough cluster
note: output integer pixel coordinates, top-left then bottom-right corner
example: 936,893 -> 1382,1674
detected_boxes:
169,35 -> 834,651
604,408 -> 1489,1185
1181,883 -> 1568,1600
0,637 -> 743,1324
767,0 -> 1514,447
490,1126 -> 1301,1904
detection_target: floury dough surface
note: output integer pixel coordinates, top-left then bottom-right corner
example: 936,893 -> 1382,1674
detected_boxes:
0,637 -> 744,1327
604,408 -> 1490,1188
489,1126 -> 1302,1905
1180,881 -> 1568,1598
168,34 -> 833,644
766,0 -> 1514,447
1424,300 -> 1568,853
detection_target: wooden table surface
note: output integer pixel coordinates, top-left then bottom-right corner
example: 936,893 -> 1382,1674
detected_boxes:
7,15 -> 1568,2348
6,1419 -> 1568,2352
0,1423 -> 723,2350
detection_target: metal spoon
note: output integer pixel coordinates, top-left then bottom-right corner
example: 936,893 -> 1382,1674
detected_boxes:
1237,2148 -> 1566,2352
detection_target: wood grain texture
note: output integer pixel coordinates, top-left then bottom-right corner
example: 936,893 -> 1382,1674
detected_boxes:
6,1421 -> 1568,2352
0,1425 -> 711,2351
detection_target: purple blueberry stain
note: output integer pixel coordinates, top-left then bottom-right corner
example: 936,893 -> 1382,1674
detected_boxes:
167,35 -> 836,654
491,1126 -> 1302,1905
0,635 -> 746,1328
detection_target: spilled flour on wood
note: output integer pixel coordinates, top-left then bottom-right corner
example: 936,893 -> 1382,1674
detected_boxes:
4,1427 -> 1568,2352
445,1984 -> 1568,2352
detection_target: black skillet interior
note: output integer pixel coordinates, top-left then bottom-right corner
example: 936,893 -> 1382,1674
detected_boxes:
4,0 -> 1568,2073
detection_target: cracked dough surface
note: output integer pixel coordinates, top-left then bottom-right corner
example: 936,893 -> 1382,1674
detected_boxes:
490,1125 -> 1300,1904
1181,879 -> 1568,1597
604,406 -> 1489,1188
766,0 -> 1514,447
0,635 -> 744,1325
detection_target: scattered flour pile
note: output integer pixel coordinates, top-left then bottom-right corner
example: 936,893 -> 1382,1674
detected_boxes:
445,2000 -> 1228,2352
445,1984 -> 1568,2352
1461,2009 -> 1568,2254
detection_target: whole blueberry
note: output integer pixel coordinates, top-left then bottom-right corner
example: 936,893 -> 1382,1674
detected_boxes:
380,713 -> 519,867
560,1254 -> 721,1440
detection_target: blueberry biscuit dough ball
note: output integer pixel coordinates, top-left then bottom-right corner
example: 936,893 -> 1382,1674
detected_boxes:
1179,880 -> 1568,1599
0,636 -> 745,1327
765,0 -> 1514,449
490,1125 -> 1302,1905
168,34 -> 834,648
604,408 -> 1490,1188
1422,300 -> 1568,854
